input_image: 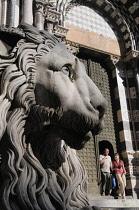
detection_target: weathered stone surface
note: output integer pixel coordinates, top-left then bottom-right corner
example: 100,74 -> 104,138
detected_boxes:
0,24 -> 107,209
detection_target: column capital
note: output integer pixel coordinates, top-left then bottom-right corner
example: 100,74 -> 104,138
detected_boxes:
105,55 -> 120,64
109,55 -> 120,64
104,55 -> 121,70
122,150 -> 139,157
35,0 -> 46,13
64,40 -> 79,55
54,25 -> 69,38
123,50 -> 139,62
45,8 -> 61,24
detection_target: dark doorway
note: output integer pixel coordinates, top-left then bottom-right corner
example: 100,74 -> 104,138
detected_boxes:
99,140 -> 114,161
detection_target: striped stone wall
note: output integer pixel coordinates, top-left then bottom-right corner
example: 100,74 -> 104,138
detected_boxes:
56,0 -> 139,53
107,55 -> 139,197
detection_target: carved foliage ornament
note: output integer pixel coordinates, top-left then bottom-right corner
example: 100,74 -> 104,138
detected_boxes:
0,24 -> 107,209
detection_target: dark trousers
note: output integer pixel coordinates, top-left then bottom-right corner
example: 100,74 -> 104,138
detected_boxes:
101,172 -> 111,195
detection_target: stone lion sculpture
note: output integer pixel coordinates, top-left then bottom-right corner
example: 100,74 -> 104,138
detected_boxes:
0,24 -> 107,210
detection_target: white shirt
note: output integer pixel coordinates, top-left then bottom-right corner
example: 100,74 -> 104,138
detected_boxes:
100,155 -> 111,173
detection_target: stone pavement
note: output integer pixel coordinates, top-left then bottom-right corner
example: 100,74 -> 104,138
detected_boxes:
88,194 -> 139,209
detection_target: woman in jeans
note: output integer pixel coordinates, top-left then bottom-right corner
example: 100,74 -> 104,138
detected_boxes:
112,153 -> 126,199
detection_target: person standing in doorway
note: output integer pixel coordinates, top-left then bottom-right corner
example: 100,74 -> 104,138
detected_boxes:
112,153 -> 126,199
100,148 -> 112,196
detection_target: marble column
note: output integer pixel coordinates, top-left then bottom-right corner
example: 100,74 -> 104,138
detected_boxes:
9,0 -> 16,27
45,8 -> 61,34
14,0 -> 20,27
21,0 -> 33,25
124,50 -> 139,150
45,21 -> 53,33
1,0 -> 7,26
34,0 -> 44,30
132,57 -> 139,106
0,0 -> 1,25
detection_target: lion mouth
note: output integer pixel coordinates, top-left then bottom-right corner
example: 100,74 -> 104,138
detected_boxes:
32,105 -> 105,150
56,115 -> 105,150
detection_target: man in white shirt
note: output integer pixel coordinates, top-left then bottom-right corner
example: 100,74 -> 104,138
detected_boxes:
100,148 -> 112,196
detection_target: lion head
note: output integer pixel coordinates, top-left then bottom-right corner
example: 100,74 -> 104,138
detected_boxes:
0,24 -> 107,209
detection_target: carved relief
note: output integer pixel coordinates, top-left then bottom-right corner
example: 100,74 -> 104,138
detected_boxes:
127,69 -> 134,78
129,87 -> 137,98
124,50 -> 139,62
133,110 -> 139,122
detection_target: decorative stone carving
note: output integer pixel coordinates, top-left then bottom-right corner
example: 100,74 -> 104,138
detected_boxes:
34,0 -> 46,30
127,69 -> 134,78
129,87 -> 137,98
44,6 -> 69,38
0,26 -> 25,37
45,7 -> 61,33
123,50 -> 139,62
45,7 -> 61,24
133,110 -> 139,122
53,25 -> 69,41
0,24 -> 107,210
104,55 -> 120,72
64,40 -> 79,54
109,55 -> 120,65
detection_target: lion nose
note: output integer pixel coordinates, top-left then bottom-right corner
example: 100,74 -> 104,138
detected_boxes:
90,99 -> 107,119
97,105 -> 106,119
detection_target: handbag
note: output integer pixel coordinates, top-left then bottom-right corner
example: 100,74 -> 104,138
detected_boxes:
112,175 -> 116,188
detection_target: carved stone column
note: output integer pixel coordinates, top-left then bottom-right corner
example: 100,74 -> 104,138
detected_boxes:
9,0 -> 16,27
107,53 -> 139,198
64,40 -> 79,54
0,0 -> 2,25
14,0 -> 20,27
56,0 -> 67,26
123,50 -> 139,151
1,0 -> 7,26
45,20 -> 53,33
34,0 -> 45,30
106,55 -> 136,196
110,56 -> 134,151
125,51 -> 139,106
21,0 -> 33,25
45,7 -> 61,33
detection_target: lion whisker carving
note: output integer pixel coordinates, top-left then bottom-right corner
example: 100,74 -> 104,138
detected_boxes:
0,23 -> 107,210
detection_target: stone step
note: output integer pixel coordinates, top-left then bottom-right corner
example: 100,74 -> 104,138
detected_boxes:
102,207 -> 139,210
88,195 -> 139,209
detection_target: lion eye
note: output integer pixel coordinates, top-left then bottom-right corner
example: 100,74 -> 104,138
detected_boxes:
61,66 -> 71,77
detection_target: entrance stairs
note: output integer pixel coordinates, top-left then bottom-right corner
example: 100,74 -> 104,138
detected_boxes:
88,194 -> 139,209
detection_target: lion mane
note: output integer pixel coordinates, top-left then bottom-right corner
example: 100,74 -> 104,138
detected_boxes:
0,24 -> 90,210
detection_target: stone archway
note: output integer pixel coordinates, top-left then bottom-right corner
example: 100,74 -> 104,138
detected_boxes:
62,1 -> 139,197
57,0 -> 139,54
